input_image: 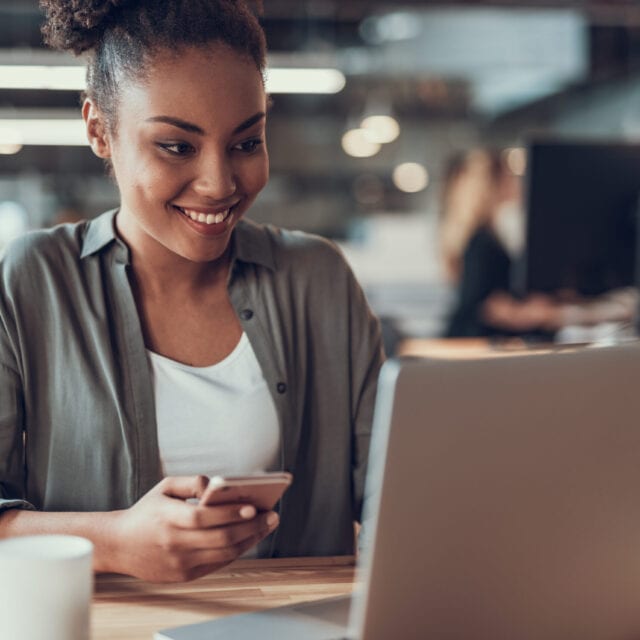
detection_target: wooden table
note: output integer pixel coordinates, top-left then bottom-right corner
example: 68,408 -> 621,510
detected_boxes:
92,556 -> 356,639
397,337 -> 495,359
397,337 -> 562,359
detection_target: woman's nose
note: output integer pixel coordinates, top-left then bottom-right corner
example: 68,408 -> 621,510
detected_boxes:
192,151 -> 236,200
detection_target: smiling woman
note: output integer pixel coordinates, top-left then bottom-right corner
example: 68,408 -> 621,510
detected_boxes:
87,44 -> 269,267
0,0 -> 384,584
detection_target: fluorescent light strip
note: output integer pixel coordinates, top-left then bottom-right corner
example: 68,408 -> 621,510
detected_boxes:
0,65 -> 85,91
266,68 -> 346,94
0,65 -> 346,94
0,119 -> 87,146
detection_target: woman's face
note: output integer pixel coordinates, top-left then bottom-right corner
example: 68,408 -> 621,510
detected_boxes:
85,44 -> 269,264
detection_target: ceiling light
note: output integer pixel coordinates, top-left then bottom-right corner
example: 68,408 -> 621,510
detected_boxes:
341,129 -> 381,158
0,127 -> 23,154
265,68 -> 346,94
0,143 -> 23,155
0,119 -> 86,146
360,115 -> 400,144
0,65 -> 85,90
0,65 -> 347,95
392,162 -> 429,193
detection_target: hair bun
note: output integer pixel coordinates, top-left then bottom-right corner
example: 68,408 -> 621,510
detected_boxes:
40,0 -> 134,54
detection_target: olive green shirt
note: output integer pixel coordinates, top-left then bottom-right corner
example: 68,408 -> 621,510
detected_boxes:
0,210 -> 384,557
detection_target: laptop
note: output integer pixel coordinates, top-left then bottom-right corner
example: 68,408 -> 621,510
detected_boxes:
156,342 -> 640,640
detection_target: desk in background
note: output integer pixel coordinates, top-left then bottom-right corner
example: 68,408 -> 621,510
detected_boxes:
92,556 -> 356,640
397,337 -> 612,360
397,337 -> 529,359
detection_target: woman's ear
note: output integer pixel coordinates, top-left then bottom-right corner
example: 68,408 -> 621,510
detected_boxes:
82,98 -> 111,159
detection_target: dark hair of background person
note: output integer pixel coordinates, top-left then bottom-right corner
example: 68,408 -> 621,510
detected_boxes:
39,0 -> 266,134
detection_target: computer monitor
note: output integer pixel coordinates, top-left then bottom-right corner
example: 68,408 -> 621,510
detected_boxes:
518,138 -> 640,297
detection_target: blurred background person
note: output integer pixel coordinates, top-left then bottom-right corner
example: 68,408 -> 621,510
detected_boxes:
439,147 -> 527,337
439,147 -> 637,340
0,2 -> 638,347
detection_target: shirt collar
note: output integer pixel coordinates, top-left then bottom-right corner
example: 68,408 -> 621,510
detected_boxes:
80,208 -> 121,259
80,209 -> 276,271
231,218 -> 277,271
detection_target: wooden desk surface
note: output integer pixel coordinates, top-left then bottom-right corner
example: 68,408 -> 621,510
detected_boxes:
397,337 -> 560,359
92,556 -> 356,640
397,337 -> 496,359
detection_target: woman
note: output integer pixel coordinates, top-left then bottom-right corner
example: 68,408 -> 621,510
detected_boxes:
0,0 -> 384,582
440,148 -> 637,338
440,148 -> 524,337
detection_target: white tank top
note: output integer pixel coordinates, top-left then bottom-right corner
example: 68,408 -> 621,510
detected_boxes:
148,333 -> 281,478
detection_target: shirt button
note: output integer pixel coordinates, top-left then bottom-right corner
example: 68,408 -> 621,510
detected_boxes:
240,309 -> 254,320
276,382 -> 287,394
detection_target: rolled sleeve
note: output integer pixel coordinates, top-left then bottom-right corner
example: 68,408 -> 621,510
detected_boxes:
0,499 -> 34,513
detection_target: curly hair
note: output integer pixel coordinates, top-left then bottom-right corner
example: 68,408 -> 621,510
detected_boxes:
39,0 -> 267,131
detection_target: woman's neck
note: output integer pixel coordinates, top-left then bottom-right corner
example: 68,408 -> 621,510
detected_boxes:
115,209 -> 231,297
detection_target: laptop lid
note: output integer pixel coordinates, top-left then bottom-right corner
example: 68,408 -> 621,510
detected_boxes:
353,342 -> 640,640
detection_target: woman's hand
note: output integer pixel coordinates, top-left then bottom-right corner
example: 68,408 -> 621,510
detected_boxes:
103,475 -> 279,582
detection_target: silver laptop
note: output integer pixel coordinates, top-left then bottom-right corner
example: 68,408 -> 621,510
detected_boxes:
156,342 -> 640,640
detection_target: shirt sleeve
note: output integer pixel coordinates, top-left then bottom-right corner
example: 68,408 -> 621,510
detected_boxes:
345,266 -> 385,533
0,303 -> 32,513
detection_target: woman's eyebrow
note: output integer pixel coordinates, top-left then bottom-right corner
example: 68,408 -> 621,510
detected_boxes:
144,112 -> 266,135
233,112 -> 266,134
145,116 -> 204,134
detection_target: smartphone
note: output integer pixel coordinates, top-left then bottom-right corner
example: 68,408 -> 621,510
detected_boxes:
198,471 -> 293,511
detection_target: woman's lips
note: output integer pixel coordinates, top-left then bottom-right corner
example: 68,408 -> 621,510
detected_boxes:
174,205 -> 233,225
172,204 -> 237,236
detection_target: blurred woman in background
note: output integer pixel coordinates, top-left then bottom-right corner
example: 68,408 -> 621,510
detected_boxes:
439,147 -> 636,339
439,147 -> 530,337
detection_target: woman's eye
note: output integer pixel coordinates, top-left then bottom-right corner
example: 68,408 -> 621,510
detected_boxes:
234,138 -> 263,153
158,142 -> 195,156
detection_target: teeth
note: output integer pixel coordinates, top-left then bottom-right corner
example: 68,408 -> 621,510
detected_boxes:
180,207 -> 231,225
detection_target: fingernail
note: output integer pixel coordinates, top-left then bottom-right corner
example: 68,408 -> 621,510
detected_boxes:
266,512 -> 279,527
240,505 -> 256,519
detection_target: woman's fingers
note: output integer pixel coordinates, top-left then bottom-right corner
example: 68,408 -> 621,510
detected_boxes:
150,513 -> 279,582
155,476 -> 261,528
111,476 -> 280,582
156,493 -> 261,529
182,527 -> 279,580
170,511 -> 279,551
155,475 -> 210,500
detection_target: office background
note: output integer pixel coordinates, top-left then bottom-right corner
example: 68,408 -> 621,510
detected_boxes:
0,0 -> 638,338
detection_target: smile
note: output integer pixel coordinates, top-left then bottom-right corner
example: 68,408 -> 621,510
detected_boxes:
175,206 -> 234,225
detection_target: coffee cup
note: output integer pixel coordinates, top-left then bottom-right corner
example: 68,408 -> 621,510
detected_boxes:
0,534 -> 94,640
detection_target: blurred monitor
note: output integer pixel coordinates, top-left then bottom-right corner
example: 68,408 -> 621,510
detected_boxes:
518,139 -> 640,296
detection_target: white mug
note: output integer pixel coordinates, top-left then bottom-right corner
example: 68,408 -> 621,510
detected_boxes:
0,534 -> 94,640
